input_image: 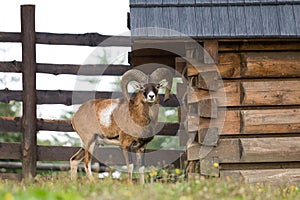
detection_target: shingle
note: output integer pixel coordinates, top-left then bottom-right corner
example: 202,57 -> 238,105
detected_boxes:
146,0 -> 163,36
211,6 -> 230,36
202,7 -> 214,37
195,7 -> 204,36
227,0 -> 244,3
131,8 -> 148,36
162,0 -> 180,5
244,6 -> 263,36
278,5 -> 297,36
293,5 -> 300,35
178,6 -> 197,36
227,6 -> 237,36
233,6 -> 247,36
195,0 -> 212,4
261,5 -> 280,36
178,0 -> 195,4
162,0 -> 181,36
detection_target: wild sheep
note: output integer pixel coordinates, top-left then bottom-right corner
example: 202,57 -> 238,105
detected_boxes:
70,68 -> 173,184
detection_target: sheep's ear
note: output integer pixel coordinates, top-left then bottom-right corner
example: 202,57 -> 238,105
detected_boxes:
131,82 -> 145,91
157,80 -> 168,89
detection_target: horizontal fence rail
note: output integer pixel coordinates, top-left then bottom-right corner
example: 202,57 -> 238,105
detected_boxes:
0,32 -> 132,47
0,61 -> 131,75
0,90 -> 180,107
0,142 -> 184,166
0,117 -> 180,136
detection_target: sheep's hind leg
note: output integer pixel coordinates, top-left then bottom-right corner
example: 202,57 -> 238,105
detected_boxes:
84,141 -> 96,181
70,147 -> 84,180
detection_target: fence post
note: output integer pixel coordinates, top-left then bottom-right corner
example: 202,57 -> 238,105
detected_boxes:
21,5 -> 37,181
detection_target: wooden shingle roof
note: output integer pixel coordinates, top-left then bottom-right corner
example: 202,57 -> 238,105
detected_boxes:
130,0 -> 300,38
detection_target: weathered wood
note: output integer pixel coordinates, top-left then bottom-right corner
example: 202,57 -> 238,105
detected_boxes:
241,81 -> 300,106
0,142 -> 22,160
187,111 -> 240,134
220,169 -> 300,185
0,142 -> 184,166
198,127 -> 219,146
189,52 -> 300,78
0,90 -> 179,107
240,138 -> 300,162
200,157 -> 219,177
187,142 -> 201,161
21,5 -> 37,181
241,109 -> 300,134
189,80 -> 300,107
199,98 -> 218,118
0,117 -> 180,136
0,31 -> 131,47
204,40 -> 218,64
189,109 -> 300,135
178,130 -> 189,147
0,61 -> 131,75
241,52 -> 300,78
38,146 -> 184,166
206,137 -> 300,163
219,41 -> 300,52
131,56 -> 176,68
0,161 -> 108,172
175,57 -> 186,74
197,70 -> 221,91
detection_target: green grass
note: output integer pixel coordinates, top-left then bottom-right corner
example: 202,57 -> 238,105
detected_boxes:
0,172 -> 299,200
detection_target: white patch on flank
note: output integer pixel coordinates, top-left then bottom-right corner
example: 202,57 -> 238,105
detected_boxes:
99,102 -> 118,127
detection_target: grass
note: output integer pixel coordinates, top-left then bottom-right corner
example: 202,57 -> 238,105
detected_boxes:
0,171 -> 299,200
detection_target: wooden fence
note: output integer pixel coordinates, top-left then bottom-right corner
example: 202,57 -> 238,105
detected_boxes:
0,5 -> 184,181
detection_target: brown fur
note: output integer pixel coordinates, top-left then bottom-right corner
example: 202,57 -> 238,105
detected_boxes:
70,83 -> 162,182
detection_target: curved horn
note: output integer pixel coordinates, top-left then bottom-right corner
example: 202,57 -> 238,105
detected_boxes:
121,69 -> 148,101
150,68 -> 173,102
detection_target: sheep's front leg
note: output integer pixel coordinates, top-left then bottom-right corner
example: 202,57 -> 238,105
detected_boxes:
122,146 -> 134,183
136,147 -> 146,184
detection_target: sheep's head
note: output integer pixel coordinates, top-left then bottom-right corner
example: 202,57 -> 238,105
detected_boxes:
121,68 -> 173,103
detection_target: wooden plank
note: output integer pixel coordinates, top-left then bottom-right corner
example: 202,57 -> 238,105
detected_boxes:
204,40 -> 218,64
190,52 -> 300,78
241,52 -> 300,78
219,41 -> 300,52
0,90 -> 180,107
198,127 -> 219,146
190,80 -> 300,107
0,61 -> 130,75
200,157 -> 219,177
240,138 -> 300,162
197,70 -> 221,91
221,169 -> 300,185
199,98 -> 218,118
175,57 -> 186,74
21,5 -> 37,180
189,109 -> 300,135
37,145 -> 184,166
0,142 -> 22,160
241,109 -> 300,134
241,81 -> 300,106
188,82 -> 234,106
131,56 -> 176,68
187,111 -> 240,134
0,117 -> 179,136
206,137 -> 300,163
0,32 -> 131,47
